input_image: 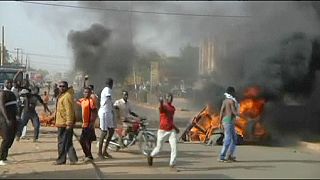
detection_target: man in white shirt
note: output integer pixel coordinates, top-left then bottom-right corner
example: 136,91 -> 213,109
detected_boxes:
114,90 -> 139,147
97,78 -> 116,159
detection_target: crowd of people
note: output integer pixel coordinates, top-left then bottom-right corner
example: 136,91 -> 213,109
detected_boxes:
0,74 -> 241,171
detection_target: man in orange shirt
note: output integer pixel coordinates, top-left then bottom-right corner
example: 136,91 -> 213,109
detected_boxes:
76,87 -> 97,163
43,91 -> 50,106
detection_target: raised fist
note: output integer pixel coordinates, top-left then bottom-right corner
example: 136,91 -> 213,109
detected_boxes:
159,96 -> 163,103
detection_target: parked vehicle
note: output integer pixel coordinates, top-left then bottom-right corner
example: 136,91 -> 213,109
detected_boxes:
0,65 -> 26,88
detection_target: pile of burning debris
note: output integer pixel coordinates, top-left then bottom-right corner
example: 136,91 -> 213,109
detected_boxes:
180,86 -> 269,145
39,111 -> 55,127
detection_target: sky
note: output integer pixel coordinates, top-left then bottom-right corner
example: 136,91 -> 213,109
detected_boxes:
0,1 -> 247,74
0,1 -> 96,73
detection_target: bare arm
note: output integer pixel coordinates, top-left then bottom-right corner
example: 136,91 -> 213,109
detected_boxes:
129,104 -> 138,117
37,95 -> 51,114
158,96 -> 165,113
219,101 -> 225,123
129,111 -> 139,117
230,101 -> 239,117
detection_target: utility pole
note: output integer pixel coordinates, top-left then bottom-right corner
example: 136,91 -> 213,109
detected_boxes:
1,26 -> 4,66
20,49 -> 23,65
129,1 -> 138,100
25,54 -> 27,69
26,55 -> 30,71
14,48 -> 21,65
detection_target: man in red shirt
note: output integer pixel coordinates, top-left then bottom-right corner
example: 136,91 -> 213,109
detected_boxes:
147,93 -> 180,171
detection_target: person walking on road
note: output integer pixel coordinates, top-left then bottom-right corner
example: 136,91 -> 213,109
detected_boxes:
0,90 -> 18,166
218,86 -> 240,162
97,78 -> 116,160
15,87 -> 52,142
76,87 -> 97,163
147,93 -> 180,171
53,81 -> 78,165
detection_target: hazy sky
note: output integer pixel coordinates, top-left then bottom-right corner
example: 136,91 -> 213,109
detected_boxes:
0,1 -> 97,73
0,1 -> 247,74
1,1 -> 318,77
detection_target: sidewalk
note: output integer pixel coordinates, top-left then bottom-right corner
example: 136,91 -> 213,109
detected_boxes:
299,141 -> 320,153
1,125 -> 320,179
1,126 -> 98,179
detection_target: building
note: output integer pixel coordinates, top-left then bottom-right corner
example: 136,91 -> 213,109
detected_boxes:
199,38 -> 215,76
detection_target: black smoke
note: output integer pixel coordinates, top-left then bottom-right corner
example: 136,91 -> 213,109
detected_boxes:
67,23 -> 135,91
192,2 -> 320,141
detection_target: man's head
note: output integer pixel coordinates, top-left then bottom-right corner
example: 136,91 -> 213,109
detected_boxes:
165,93 -> 173,104
4,79 -> 13,90
32,86 -> 40,95
21,79 -> 29,89
88,84 -> 94,91
12,80 -> 19,88
106,78 -> 113,89
58,81 -> 68,93
226,86 -> 236,96
83,87 -> 92,98
122,90 -> 129,102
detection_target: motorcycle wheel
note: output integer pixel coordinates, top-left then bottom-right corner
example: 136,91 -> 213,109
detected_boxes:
107,134 -> 121,152
138,132 -> 157,156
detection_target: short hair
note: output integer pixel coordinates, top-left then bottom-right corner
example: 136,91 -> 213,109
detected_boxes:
59,81 -> 68,87
106,78 -> 113,86
226,86 -> 235,94
88,84 -> 94,90
166,92 -> 173,99
84,87 -> 92,92
5,79 -> 12,83
33,86 -> 40,93
122,90 -> 128,95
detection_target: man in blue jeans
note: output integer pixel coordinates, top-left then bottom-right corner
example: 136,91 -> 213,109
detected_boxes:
218,86 -> 240,162
16,87 -> 51,142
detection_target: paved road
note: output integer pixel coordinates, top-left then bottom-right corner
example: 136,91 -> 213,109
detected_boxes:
2,126 -> 320,179
1,101 -> 320,179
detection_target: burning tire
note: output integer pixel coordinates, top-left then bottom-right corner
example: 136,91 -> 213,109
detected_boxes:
236,134 -> 244,145
208,133 -> 224,145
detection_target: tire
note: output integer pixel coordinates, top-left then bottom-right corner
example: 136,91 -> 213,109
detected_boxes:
236,134 -> 244,145
107,134 -> 121,152
207,133 -> 223,146
139,132 -> 157,155
216,133 -> 224,145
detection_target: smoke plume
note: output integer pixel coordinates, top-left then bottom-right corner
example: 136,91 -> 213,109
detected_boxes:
67,23 -> 135,91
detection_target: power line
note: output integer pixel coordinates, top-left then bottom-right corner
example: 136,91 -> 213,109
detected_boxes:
7,50 -> 70,59
20,1 -> 251,19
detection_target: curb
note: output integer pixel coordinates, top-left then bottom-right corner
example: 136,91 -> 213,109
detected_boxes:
299,141 -> 320,152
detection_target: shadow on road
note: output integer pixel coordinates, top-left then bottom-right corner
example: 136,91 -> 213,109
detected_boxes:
238,159 -> 320,164
179,165 -> 274,172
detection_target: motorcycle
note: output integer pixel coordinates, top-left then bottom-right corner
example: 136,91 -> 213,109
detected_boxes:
106,117 -> 157,155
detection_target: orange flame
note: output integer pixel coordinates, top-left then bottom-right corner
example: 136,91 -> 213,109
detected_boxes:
189,86 -> 268,143
39,111 -> 55,127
